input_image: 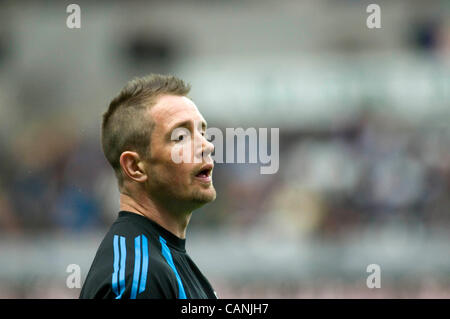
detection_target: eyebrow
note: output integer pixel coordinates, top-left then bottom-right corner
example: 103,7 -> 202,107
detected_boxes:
166,120 -> 208,137
168,119 -> 207,135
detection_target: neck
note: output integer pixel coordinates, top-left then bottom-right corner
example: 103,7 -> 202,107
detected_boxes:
119,191 -> 192,239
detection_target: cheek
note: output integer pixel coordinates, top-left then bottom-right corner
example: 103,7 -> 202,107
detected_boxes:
150,147 -> 194,187
171,163 -> 194,183
171,141 -> 195,164
161,157 -> 193,185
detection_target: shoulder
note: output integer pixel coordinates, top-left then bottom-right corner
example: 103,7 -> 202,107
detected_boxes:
80,222 -> 178,299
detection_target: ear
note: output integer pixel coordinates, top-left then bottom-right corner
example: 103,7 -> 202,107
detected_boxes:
119,151 -> 148,183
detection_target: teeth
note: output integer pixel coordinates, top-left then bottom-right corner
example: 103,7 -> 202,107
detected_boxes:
196,167 -> 212,178
197,169 -> 210,177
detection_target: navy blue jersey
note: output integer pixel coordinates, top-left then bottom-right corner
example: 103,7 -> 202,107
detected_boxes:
80,211 -> 217,299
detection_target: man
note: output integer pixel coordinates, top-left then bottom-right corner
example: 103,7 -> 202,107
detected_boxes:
80,74 -> 217,299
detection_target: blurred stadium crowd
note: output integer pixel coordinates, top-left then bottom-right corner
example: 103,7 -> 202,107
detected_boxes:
0,109 -> 449,237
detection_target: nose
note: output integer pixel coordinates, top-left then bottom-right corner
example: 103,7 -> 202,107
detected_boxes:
202,138 -> 214,159
195,132 -> 214,160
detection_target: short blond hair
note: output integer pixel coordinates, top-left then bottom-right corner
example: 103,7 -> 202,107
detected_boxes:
101,74 -> 191,186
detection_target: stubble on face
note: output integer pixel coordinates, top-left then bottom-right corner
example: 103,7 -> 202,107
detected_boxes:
142,95 -> 216,211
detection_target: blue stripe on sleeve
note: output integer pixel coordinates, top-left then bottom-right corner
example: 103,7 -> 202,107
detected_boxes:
139,235 -> 149,294
159,236 -> 187,299
116,236 -> 127,299
112,235 -> 120,296
130,236 -> 142,299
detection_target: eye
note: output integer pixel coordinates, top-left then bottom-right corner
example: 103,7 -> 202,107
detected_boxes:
171,127 -> 191,143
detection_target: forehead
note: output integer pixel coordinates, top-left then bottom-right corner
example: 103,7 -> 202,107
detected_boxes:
150,95 -> 205,130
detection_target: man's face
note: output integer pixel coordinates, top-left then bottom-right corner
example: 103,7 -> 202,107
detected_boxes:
143,95 -> 216,210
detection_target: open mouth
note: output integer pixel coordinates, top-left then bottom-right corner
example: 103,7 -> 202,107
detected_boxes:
194,164 -> 213,183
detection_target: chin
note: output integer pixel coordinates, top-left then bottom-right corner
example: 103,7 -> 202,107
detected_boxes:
192,187 -> 216,205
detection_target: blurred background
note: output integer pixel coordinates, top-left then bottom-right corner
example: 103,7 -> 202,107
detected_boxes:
0,0 -> 449,298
